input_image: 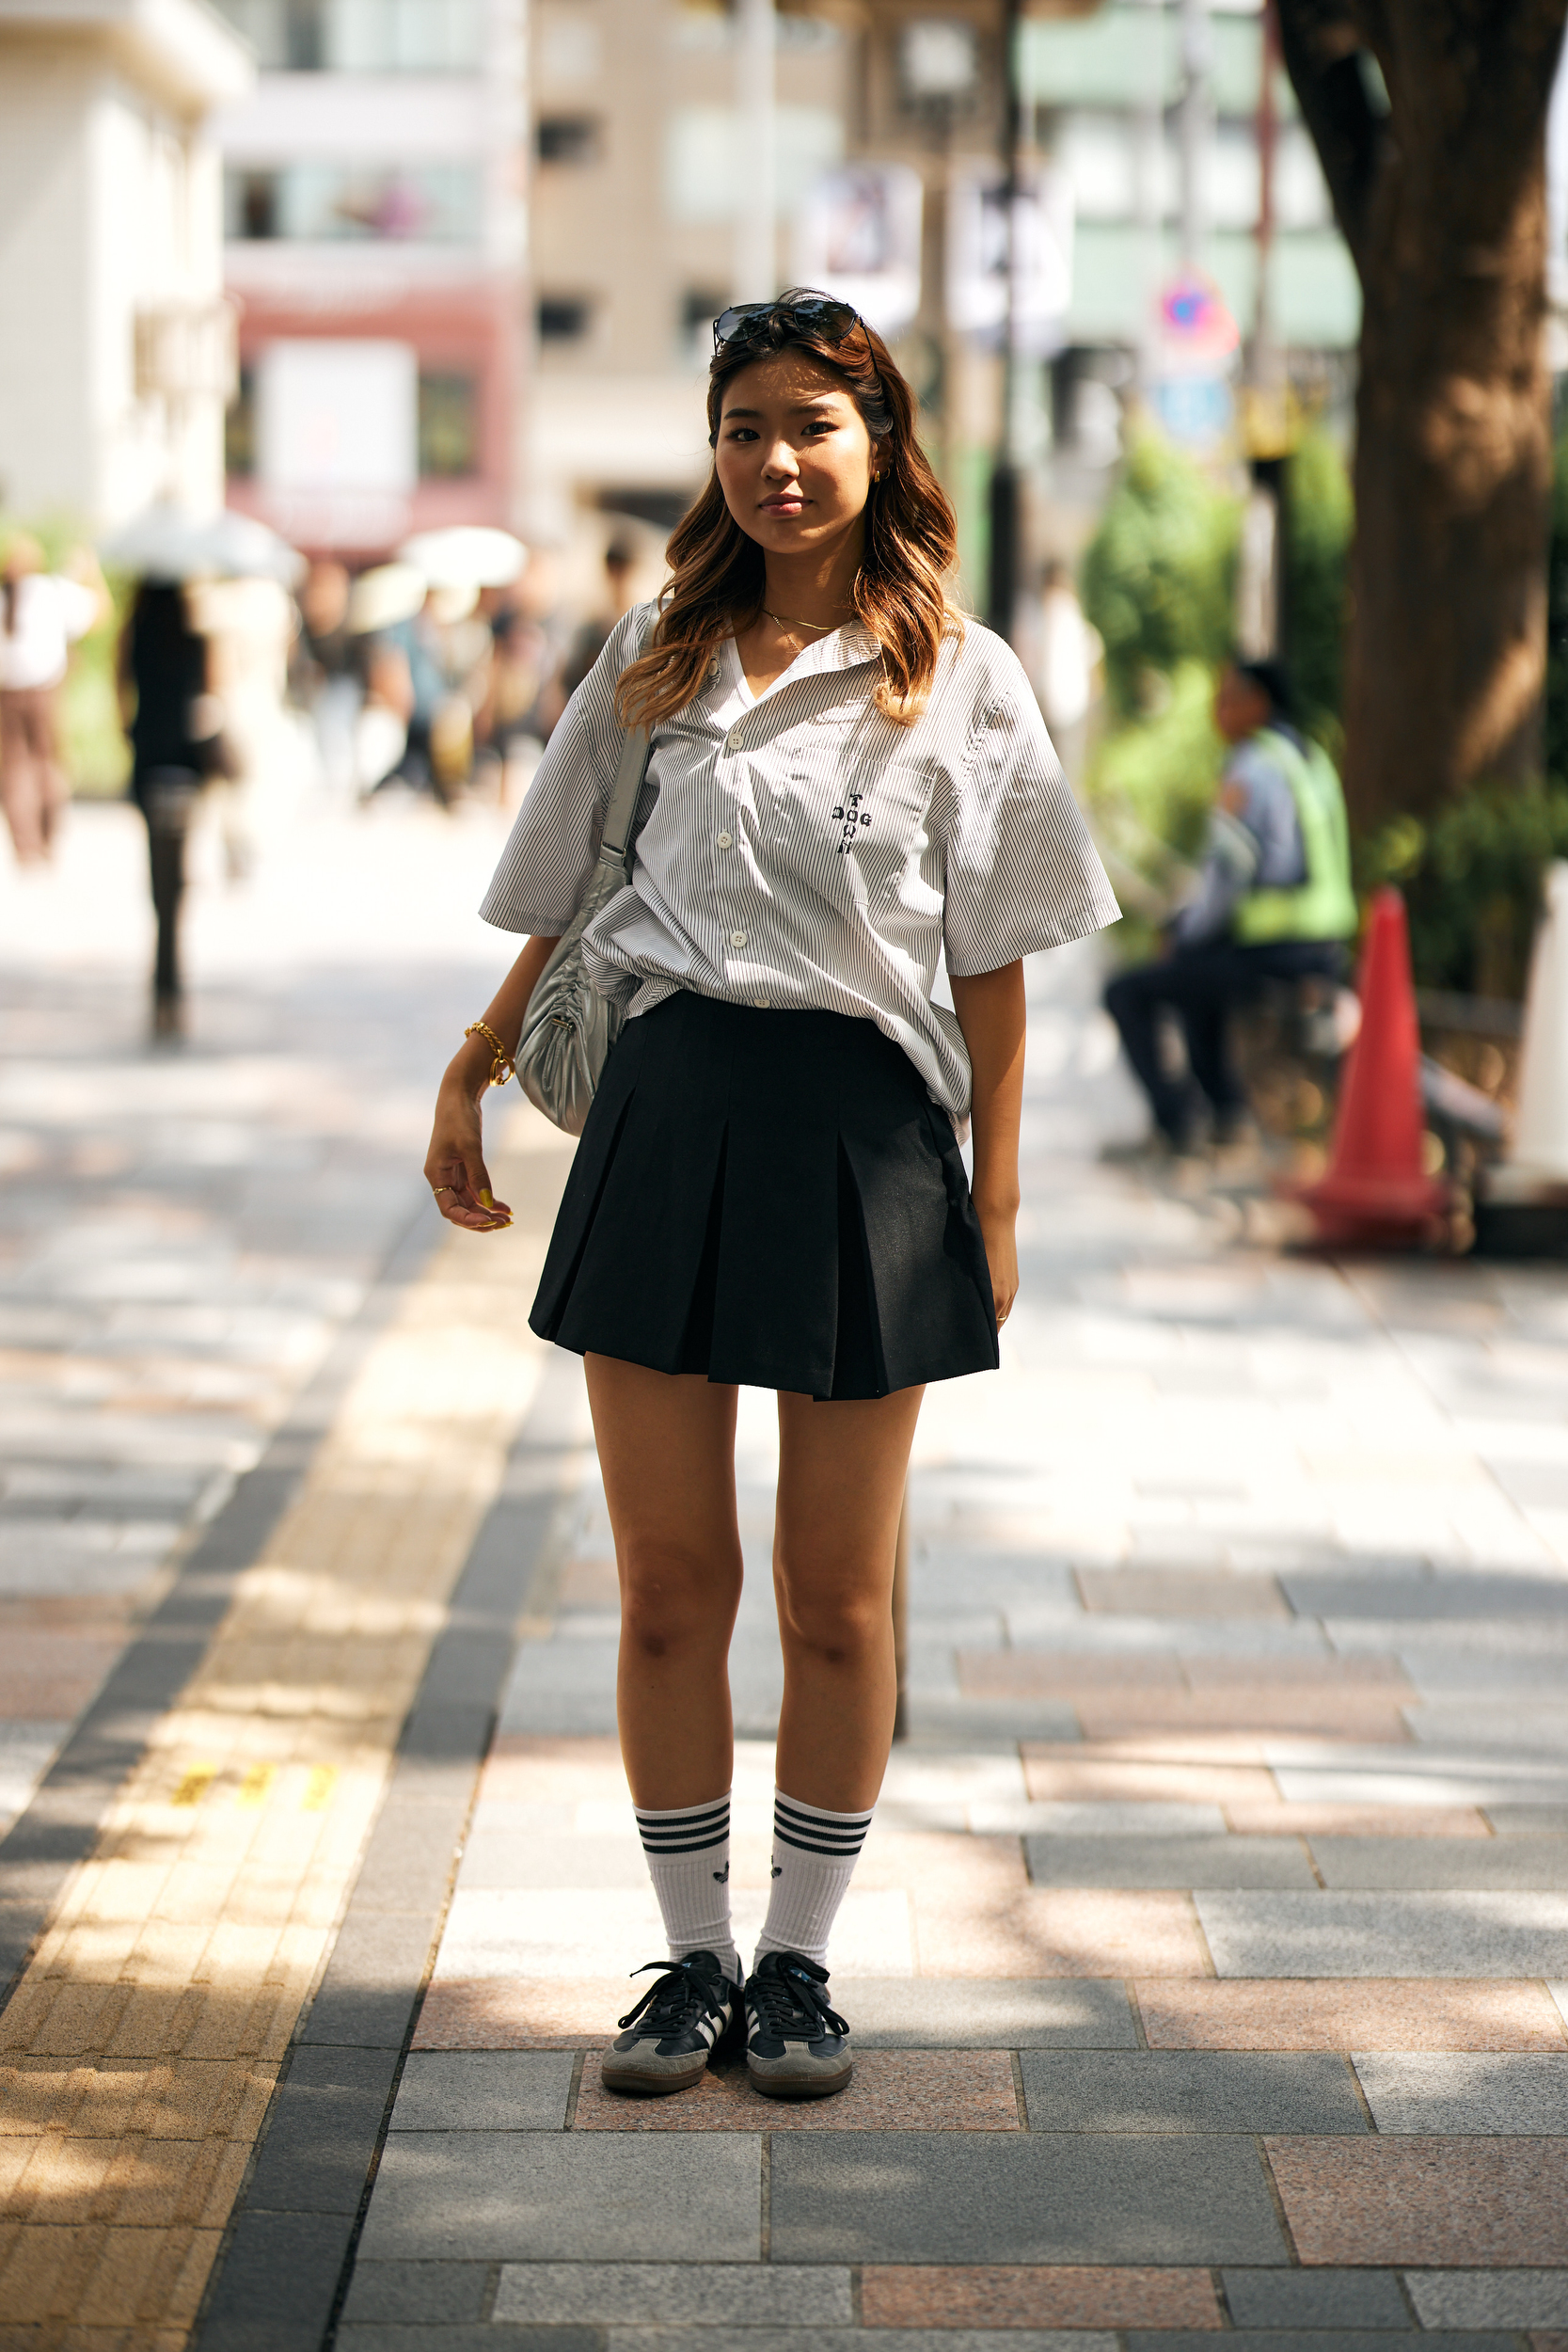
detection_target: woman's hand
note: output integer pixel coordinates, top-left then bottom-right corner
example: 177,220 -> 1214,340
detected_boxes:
423,937 -> 560,1233
425,1040 -> 512,1231
950,961 -> 1027,1340
974,1192 -> 1020,1331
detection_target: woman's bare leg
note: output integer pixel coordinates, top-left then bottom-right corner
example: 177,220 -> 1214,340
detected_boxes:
772,1385 -> 925,1812
584,1354 -> 743,1808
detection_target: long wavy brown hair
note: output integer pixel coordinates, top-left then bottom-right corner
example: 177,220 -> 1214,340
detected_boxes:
616,293 -> 958,729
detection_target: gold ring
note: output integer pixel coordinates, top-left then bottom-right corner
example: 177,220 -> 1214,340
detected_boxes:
432,1184 -> 454,1197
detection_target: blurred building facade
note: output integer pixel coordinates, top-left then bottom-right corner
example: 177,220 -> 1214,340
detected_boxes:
213,0 -> 528,558
0,0 -> 251,528
527,0 -> 853,539
525,0 -> 1355,579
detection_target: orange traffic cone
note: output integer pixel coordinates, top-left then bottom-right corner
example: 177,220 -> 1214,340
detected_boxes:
1293,888 -> 1449,1247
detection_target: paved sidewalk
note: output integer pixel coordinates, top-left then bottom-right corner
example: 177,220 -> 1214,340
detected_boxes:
341,950 -> 1568,2350
3,807 -> 1568,2347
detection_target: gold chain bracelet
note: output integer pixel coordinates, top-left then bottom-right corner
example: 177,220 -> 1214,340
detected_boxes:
465,1019 -> 517,1089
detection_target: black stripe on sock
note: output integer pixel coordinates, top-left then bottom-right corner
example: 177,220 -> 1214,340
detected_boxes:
773,1826 -> 867,1857
635,1803 -> 730,1827
637,1829 -> 731,1854
774,1797 -> 872,1832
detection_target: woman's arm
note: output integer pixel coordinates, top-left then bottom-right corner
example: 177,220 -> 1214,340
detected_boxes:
949,959 -> 1025,1327
423,933 -> 560,1231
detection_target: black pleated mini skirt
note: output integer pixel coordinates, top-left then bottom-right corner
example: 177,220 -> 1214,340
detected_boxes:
530,990 -> 999,1400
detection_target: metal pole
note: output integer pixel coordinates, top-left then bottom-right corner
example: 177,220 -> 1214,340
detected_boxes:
986,0 -> 1023,641
733,0 -> 777,305
1132,0 -> 1164,402
891,1487 -> 911,1742
1177,0 -> 1212,276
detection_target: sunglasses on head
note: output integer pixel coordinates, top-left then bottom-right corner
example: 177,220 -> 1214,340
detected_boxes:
712,294 -> 863,355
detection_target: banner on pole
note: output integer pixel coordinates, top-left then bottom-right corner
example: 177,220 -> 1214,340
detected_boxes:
793,164 -> 924,336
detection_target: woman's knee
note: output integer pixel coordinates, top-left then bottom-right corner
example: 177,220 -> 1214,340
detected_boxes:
619,1534 -> 741,1659
773,1558 -> 890,1667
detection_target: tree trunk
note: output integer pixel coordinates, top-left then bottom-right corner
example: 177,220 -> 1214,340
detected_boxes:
1277,1 -> 1568,832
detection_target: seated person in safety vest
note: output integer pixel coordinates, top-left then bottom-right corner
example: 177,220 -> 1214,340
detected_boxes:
1103,657 -> 1356,1152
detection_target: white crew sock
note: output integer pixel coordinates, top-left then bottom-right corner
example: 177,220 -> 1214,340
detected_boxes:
752,1788 -> 876,1972
633,1793 -> 739,1984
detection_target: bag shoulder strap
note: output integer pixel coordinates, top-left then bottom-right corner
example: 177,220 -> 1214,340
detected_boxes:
601,720 -> 651,862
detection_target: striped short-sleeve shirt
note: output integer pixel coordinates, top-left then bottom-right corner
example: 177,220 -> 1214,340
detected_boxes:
479,601 -> 1119,1120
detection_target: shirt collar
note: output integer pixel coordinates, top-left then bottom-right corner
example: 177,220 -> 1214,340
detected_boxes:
725,622 -> 882,704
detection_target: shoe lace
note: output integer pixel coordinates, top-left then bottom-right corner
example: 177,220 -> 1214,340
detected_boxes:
617,1959 -> 720,2035
750,1958 -> 848,2042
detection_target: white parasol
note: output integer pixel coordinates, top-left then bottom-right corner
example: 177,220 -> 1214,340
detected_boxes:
100,503 -> 303,585
397,526 -> 527,589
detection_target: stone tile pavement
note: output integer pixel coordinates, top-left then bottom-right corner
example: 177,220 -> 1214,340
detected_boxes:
3,802 -> 1568,2347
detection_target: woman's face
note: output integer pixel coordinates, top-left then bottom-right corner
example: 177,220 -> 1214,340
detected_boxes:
714,349 -> 878,559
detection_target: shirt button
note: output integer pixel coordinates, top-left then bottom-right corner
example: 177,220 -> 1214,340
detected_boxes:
753,998 -> 768,1009
726,729 -> 741,751
730,929 -> 747,949
716,831 -> 733,850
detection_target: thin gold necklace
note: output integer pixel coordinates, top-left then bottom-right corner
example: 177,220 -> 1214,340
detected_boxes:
763,607 -> 842,636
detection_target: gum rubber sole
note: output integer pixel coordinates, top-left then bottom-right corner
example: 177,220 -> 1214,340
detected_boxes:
745,2059 -> 854,2101
598,2056 -> 710,2096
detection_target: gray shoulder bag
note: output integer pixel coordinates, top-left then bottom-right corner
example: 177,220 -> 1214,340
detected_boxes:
514,719 -> 654,1136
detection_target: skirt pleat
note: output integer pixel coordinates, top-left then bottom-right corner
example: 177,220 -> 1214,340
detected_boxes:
530,990 -> 999,1399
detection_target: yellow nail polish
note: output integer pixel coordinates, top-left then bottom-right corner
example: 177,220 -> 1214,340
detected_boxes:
480,1188 -> 494,1208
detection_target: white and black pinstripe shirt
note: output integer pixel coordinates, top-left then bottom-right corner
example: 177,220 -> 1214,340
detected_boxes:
480,602 -> 1118,1119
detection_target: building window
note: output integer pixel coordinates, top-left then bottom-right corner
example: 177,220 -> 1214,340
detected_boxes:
536,115 -> 602,167
224,163 -> 482,244
227,366 -> 256,477
418,372 -> 479,476
211,0 -> 483,72
537,295 -> 594,343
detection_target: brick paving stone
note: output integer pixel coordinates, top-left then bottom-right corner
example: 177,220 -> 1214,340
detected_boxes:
356,2133 -> 763,2263
1129,2335 -> 1514,2352
1136,1979 -> 1568,2050
1022,2050 -> 1368,2134
1023,1835 -> 1316,1889
410,1977 -> 629,2049
1197,1890 -> 1568,1977
1352,2053 -> 1568,2135
1406,2272 -> 1568,2327
1312,1836 -> 1568,1889
1265,2136 -> 1568,2265
388,2051 -> 575,2132
768,2131 -> 1290,2265
907,1872 -> 1208,1978
860,2264 -> 1222,2328
1219,2265 -> 1411,2327
1076,1572 -> 1292,1618
491,2261 -> 853,2327
339,2328 -> 597,2352
337,2258 -> 492,2323
605,2334 -> 1113,2352
573,2048 -> 1020,2132
832,1977 -> 1139,2048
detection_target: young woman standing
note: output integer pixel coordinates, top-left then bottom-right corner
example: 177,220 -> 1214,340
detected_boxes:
424,294 -> 1117,2099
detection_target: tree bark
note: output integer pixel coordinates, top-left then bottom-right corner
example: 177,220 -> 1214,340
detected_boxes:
1276,0 -> 1567,831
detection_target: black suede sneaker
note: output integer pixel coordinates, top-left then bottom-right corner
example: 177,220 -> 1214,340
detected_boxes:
743,1949 -> 852,2099
599,1952 -> 740,2096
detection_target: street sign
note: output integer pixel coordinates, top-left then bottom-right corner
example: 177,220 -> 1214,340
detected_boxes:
793,164 -> 924,336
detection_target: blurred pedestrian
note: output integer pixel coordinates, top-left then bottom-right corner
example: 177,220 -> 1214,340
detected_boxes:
119,582 -> 224,1036
0,534 -> 108,865
553,533 -> 639,713
423,293 -> 1116,2102
1103,657 -> 1357,1153
293,558 -> 363,799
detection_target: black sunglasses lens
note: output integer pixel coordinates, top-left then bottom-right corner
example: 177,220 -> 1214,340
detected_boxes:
713,297 -> 861,352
